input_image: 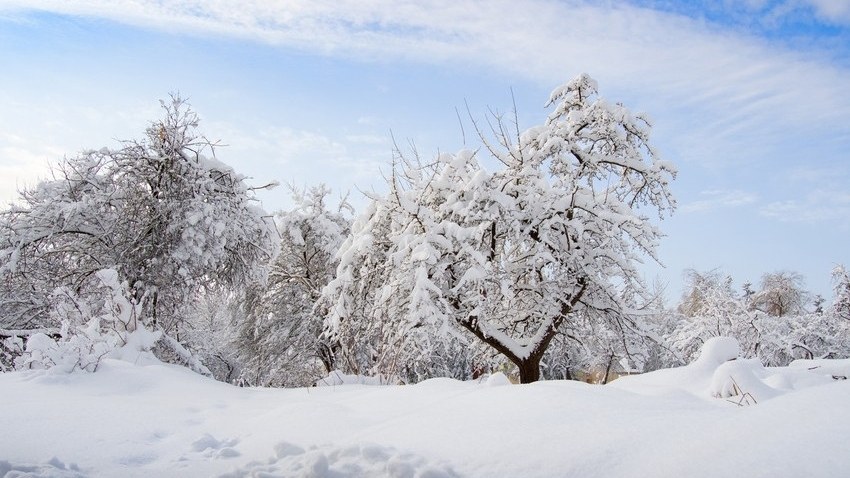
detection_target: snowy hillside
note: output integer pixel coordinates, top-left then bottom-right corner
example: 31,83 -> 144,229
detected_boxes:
1,338 -> 848,478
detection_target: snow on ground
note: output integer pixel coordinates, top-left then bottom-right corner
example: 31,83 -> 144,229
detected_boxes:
1,338 -> 849,478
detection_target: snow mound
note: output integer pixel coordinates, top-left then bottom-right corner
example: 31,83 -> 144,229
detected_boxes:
220,442 -> 458,478
694,336 -> 739,366
0,457 -> 86,477
709,358 -> 836,404
613,337 -> 837,403
485,372 -> 512,387
189,433 -> 241,459
315,370 -> 399,387
788,358 -> 850,379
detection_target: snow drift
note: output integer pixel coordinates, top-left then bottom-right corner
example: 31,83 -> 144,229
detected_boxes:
1,337 -> 848,477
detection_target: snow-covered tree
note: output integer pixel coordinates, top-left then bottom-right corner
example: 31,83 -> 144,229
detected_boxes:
667,270 -> 755,362
831,264 -> 850,322
320,74 -> 676,383
182,288 -> 244,382
667,268 -> 850,366
0,96 -> 277,363
235,185 -> 352,387
751,270 -> 809,317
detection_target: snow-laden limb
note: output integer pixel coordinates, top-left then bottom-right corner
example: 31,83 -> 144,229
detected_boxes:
320,74 -> 676,383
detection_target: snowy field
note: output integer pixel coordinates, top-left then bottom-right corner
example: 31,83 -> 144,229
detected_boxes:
2,338 -> 849,478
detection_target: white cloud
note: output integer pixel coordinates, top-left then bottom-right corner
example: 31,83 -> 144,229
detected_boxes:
0,91 -> 157,204
201,121 -> 390,210
761,189 -> 850,224
802,0 -> 850,24
681,189 -> 759,213
0,136 -> 59,204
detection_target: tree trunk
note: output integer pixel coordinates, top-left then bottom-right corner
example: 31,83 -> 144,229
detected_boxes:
602,352 -> 615,385
515,355 -> 543,384
453,281 -> 588,385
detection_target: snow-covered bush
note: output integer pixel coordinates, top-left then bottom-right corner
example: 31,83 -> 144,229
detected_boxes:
0,96 -> 277,340
4,267 -> 218,375
8,269 -> 160,373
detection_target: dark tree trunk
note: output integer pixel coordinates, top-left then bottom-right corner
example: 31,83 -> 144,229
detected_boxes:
516,355 -> 542,384
458,317 -> 553,384
602,352 -> 615,385
454,280 -> 588,385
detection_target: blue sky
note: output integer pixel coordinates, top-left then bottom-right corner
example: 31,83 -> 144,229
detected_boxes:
1,0 -> 849,305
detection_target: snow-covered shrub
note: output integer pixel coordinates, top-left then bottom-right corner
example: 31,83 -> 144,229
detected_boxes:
4,268 -> 217,375
0,96 -> 277,341
15,320 -> 117,373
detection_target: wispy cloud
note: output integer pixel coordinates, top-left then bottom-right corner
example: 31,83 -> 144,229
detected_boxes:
761,189 -> 850,224
3,1 -> 847,170
202,121 -> 390,209
681,189 -> 759,213
801,0 -> 850,25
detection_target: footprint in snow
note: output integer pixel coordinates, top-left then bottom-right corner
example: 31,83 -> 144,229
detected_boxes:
220,441 -> 459,478
0,457 -> 87,477
189,433 -> 241,459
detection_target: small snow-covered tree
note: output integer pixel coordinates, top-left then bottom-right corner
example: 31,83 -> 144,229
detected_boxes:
320,74 -> 676,383
751,270 -> 809,317
542,281 -> 672,380
235,185 -> 351,387
668,270 -> 765,362
182,288 -> 243,382
831,264 -> 850,322
0,96 -> 277,364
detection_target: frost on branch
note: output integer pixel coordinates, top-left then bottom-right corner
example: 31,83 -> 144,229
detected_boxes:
320,73 -> 676,383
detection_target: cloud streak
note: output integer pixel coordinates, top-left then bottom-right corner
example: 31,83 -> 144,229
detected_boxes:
3,1 -> 848,166
761,189 -> 850,225
681,189 -> 759,213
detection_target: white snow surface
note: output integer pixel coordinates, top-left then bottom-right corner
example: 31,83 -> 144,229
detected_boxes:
2,340 -> 849,477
